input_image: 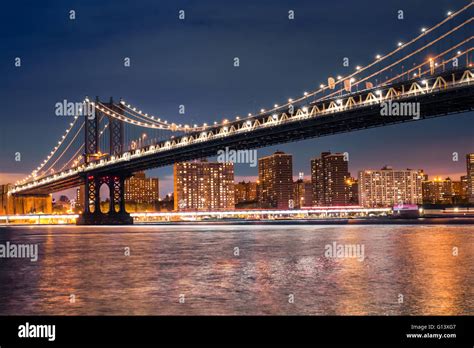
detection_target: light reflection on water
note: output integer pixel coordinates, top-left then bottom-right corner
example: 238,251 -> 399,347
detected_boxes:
0,224 -> 472,315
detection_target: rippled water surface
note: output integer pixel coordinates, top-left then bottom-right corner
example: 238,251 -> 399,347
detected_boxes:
0,224 -> 472,315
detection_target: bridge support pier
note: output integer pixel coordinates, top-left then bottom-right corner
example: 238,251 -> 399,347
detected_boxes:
77,174 -> 133,225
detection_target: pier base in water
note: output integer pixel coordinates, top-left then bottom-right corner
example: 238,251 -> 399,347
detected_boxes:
76,212 -> 133,225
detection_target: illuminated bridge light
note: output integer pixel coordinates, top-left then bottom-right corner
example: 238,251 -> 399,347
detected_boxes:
12,69 -> 472,193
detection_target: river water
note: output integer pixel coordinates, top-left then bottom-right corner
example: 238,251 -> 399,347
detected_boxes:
0,224 -> 472,315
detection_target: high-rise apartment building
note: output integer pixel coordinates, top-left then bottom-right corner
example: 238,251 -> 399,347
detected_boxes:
422,177 -> 454,204
174,161 -> 234,211
358,166 -> 423,207
124,172 -> 160,204
311,152 -> 350,206
258,151 -> 293,209
467,153 -> 474,203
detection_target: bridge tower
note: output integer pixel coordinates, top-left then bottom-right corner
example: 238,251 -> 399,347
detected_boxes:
77,97 -> 133,225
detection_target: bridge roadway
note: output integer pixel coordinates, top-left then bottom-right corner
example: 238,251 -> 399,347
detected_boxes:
12,68 -> 474,195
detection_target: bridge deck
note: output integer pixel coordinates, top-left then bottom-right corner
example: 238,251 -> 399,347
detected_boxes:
12,69 -> 474,195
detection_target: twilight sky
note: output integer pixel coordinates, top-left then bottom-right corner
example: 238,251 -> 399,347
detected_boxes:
0,0 -> 473,197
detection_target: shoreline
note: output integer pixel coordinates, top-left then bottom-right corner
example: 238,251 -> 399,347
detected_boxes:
136,217 -> 474,225
2,217 -> 474,227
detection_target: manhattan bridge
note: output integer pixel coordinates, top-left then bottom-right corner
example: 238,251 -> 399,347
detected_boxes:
9,3 -> 474,224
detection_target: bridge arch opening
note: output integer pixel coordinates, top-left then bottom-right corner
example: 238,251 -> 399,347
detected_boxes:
99,182 -> 110,214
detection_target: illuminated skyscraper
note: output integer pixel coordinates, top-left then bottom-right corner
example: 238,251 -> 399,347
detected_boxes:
422,177 -> 454,204
258,151 -> 293,209
174,161 -> 234,211
311,152 -> 350,206
467,153 -> 474,203
124,172 -> 159,204
358,166 -> 423,207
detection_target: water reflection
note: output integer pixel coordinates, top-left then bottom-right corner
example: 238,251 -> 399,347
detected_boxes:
0,224 -> 471,315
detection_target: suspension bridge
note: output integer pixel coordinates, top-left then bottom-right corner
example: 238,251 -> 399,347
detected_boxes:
7,3 -> 474,224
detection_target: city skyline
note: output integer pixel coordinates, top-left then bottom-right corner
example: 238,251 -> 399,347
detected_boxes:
130,150 -> 474,200
17,149 -> 473,203
34,150 -> 473,211
0,0 -> 473,190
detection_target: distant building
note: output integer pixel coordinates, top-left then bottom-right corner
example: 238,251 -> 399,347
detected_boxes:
125,172 -> 159,204
422,177 -> 454,204
347,177 -> 359,205
76,185 -> 85,210
293,179 -> 313,208
0,184 -> 12,215
419,170 -> 429,181
451,180 -> 465,204
311,152 -> 350,206
467,153 -> 474,203
460,175 -> 469,199
358,166 -> 423,207
234,181 -> 258,204
258,151 -> 293,209
0,184 -> 52,214
174,161 -> 234,211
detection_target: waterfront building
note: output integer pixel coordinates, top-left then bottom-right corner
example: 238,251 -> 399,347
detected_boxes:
124,171 -> 160,204
467,153 -> 474,203
358,166 -> 423,207
460,175 -> 469,199
258,151 -> 293,209
422,177 -> 454,204
0,184 -> 52,214
174,160 -> 234,211
311,152 -> 350,206
293,179 -> 313,208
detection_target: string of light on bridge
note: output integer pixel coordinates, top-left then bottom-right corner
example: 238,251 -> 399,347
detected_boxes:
16,115 -> 80,185
117,3 -> 472,133
15,3 -> 473,187
119,100 -> 201,132
11,67 -> 474,194
313,28 -> 473,104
